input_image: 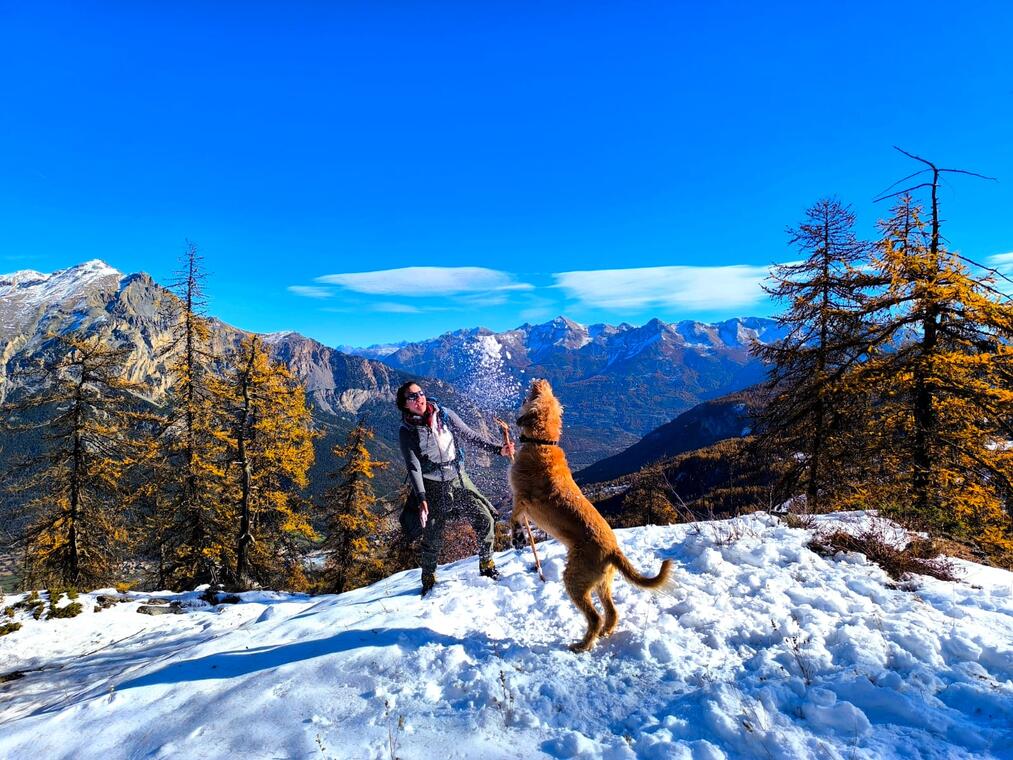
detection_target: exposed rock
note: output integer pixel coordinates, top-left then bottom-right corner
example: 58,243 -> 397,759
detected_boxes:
137,604 -> 184,616
95,594 -> 132,609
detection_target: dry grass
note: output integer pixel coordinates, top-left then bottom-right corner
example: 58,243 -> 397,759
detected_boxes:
808,530 -> 958,583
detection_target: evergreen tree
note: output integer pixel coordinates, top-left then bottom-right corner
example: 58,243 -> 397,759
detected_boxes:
148,242 -> 234,589
5,334 -> 145,588
218,335 -> 316,589
753,198 -> 874,511
854,178 -> 1013,559
320,422 -> 388,594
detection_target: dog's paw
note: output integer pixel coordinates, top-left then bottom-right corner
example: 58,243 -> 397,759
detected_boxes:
568,639 -> 595,653
510,526 -> 527,551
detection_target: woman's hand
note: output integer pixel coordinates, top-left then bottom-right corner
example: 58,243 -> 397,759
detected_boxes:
419,499 -> 429,529
500,442 -> 515,458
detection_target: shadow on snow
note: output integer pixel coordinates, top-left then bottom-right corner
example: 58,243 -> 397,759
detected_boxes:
118,626 -> 481,689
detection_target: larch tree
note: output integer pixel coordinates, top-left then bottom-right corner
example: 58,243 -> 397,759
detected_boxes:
217,335 -> 316,590
320,422 -> 388,594
5,334 -> 146,588
853,150 -> 1013,559
752,198 -> 874,511
148,242 -> 234,590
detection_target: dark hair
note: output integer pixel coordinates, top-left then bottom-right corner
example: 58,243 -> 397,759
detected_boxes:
395,381 -> 422,410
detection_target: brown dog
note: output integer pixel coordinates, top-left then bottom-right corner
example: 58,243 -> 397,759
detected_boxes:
509,378 -> 672,652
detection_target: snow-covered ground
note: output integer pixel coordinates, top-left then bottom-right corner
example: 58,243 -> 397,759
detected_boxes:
1,513 -> 1011,760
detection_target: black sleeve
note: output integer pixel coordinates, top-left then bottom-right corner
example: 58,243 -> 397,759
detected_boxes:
444,408 -> 503,454
399,426 -> 427,500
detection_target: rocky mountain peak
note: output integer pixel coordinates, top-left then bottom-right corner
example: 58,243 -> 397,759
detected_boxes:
526,315 -> 590,353
0,269 -> 47,288
1,258 -> 120,285
1,259 -> 125,339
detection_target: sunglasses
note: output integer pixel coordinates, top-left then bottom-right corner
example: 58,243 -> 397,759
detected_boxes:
405,391 -> 426,402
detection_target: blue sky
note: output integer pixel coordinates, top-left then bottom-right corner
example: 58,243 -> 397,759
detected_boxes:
2,2 -> 1012,346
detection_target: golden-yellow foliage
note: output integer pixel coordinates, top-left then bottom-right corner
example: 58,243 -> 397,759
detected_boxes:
218,336 -> 316,589
320,422 -> 390,594
839,195 -> 1013,562
8,334 -> 147,589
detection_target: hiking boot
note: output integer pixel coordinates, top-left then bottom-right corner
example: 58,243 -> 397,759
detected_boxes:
479,559 -> 499,580
421,571 -> 436,597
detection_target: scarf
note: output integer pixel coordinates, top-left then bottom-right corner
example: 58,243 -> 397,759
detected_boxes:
402,401 -> 439,429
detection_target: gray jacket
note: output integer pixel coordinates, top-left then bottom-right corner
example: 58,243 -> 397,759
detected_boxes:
399,407 -> 502,500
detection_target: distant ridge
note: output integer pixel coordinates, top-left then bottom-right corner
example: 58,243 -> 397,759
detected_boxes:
354,314 -> 785,468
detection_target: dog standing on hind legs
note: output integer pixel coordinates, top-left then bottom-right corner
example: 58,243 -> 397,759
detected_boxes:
509,378 -> 673,652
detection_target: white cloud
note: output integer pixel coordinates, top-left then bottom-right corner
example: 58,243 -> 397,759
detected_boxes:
987,252 -> 1013,272
456,293 -> 509,307
553,264 -> 771,310
288,285 -> 333,299
372,302 -> 422,313
315,267 -> 533,296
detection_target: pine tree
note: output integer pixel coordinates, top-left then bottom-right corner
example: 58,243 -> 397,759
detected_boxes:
320,422 -> 388,594
4,334 -> 146,588
148,242 -> 234,589
753,198 -> 874,511
218,335 -> 316,590
847,151 -> 1013,559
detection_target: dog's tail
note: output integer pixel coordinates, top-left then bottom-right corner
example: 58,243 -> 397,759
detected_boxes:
609,552 -> 672,590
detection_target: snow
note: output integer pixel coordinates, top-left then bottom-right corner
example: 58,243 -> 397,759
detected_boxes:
458,334 -> 522,414
260,330 -> 300,344
0,259 -> 122,303
0,259 -> 123,334
526,317 -> 592,356
1,513 -> 1011,759
338,341 -> 407,358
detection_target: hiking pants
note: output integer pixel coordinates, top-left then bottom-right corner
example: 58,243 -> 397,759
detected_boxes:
420,469 -> 496,573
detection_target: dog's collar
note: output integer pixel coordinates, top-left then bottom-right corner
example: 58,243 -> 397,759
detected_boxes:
519,434 -> 560,447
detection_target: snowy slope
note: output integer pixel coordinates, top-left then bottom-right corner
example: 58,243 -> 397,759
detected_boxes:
0,259 -> 123,336
1,513 -> 1011,760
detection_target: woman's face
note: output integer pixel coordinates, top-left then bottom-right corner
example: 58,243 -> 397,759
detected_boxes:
404,384 -> 427,415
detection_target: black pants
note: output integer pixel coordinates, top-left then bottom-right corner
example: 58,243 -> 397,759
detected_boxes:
420,470 -> 496,574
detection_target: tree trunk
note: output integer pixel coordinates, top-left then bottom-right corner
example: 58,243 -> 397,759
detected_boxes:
235,343 -> 257,588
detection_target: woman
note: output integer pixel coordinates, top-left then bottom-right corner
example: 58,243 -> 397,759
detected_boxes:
396,380 -> 514,596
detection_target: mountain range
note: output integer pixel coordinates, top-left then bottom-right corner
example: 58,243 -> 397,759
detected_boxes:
347,314 -> 785,467
1,259 -> 783,502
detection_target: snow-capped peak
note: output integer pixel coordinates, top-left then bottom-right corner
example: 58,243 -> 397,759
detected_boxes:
0,268 -> 48,288
0,259 -> 124,334
526,315 -> 591,353
0,259 -> 122,289
260,330 -> 300,345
